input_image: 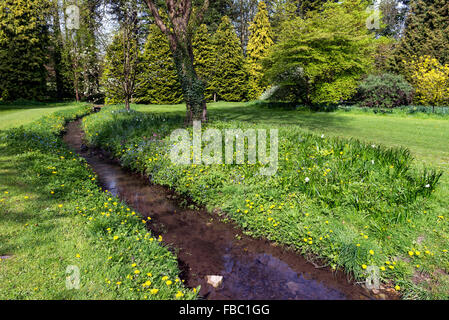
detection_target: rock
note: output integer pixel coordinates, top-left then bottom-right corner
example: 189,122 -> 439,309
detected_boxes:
372,289 -> 380,295
286,281 -> 301,293
206,275 -> 223,288
377,293 -> 387,300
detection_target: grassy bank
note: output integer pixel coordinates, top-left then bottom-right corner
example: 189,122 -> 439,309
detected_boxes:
82,104 -> 449,299
0,105 -> 196,299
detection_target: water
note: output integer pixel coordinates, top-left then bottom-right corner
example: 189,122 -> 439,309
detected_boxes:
64,120 -> 381,300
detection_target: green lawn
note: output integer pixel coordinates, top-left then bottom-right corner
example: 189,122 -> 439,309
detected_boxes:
96,101 -> 449,299
0,102 -> 84,130
1,101 -> 449,299
129,102 -> 449,169
0,103 -> 196,299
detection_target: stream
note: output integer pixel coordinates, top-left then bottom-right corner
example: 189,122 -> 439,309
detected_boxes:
63,119 -> 390,300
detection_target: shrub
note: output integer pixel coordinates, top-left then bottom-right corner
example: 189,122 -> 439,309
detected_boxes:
406,56 -> 449,107
357,73 -> 414,109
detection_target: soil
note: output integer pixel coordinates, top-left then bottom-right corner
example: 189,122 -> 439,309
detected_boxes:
63,119 -> 398,300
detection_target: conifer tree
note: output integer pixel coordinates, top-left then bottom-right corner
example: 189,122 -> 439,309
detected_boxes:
0,0 -> 50,101
209,16 -> 248,102
389,0 -> 449,75
246,1 -> 274,100
101,32 -> 126,105
192,24 -> 215,101
134,25 -> 183,104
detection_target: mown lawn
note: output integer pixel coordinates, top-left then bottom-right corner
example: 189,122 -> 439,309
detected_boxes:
0,103 -> 197,300
88,101 -> 449,299
1,101 -> 449,300
0,102 -> 84,130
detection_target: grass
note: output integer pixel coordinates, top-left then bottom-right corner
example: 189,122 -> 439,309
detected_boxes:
1,100 -> 449,300
0,103 -> 197,300
83,102 -> 449,299
0,102 -> 85,131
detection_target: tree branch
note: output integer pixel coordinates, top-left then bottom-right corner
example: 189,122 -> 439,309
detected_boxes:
196,0 -> 209,24
144,0 -> 169,35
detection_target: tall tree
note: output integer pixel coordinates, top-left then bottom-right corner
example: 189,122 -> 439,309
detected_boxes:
389,0 -> 449,76
0,0 -> 50,101
246,1 -> 274,99
232,0 -> 258,52
264,0 -> 380,105
143,0 -> 210,122
134,25 -> 183,104
107,0 -> 141,110
192,24 -> 215,101
209,16 -> 248,101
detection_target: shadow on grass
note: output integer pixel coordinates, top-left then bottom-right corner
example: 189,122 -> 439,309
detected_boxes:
0,101 -> 77,112
207,104 -> 352,133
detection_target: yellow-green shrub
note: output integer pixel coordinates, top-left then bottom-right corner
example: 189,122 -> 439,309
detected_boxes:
406,56 -> 449,106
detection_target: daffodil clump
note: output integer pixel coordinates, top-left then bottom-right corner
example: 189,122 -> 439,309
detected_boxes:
82,106 -> 449,299
0,105 -> 197,300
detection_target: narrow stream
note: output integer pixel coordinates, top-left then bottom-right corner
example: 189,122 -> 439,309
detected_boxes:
64,119 -> 387,300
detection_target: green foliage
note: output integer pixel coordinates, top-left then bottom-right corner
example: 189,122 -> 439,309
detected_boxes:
0,0 -> 50,101
264,0 -> 380,105
0,105 -> 197,300
246,2 -> 274,100
356,73 -> 414,109
134,25 -> 183,105
209,16 -> 248,102
83,106 -> 447,298
406,55 -> 449,106
101,32 -> 126,105
192,24 -> 215,102
389,0 -> 449,76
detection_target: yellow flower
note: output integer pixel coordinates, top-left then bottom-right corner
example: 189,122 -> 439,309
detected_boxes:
150,289 -> 159,294
395,285 -> 400,291
362,264 -> 367,270
369,250 -> 374,255
162,276 -> 168,281
116,281 -> 122,285
142,280 -> 152,287
166,280 -> 172,286
408,251 -> 414,256
134,269 -> 140,274
75,254 -> 81,258
176,291 -> 184,298
113,236 -> 119,240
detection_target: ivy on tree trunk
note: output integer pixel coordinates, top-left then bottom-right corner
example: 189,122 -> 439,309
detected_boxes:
144,0 -> 209,123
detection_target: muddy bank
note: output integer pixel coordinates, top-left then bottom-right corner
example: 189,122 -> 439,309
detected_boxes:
63,119 -> 395,300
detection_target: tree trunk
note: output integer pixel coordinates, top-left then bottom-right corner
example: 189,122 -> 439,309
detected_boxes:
172,43 -> 207,123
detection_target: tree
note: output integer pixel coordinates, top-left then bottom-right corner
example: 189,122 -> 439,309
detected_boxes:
192,24 -> 215,101
197,0 -> 233,32
134,25 -> 183,104
143,0 -> 210,122
0,0 -> 50,101
232,0 -> 258,52
102,32 -> 127,105
389,0 -> 449,75
264,0 -> 380,105
265,0 -> 297,36
63,0 -> 102,102
246,1 -> 274,100
106,0 -> 141,110
406,56 -> 449,107
209,16 -> 248,102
